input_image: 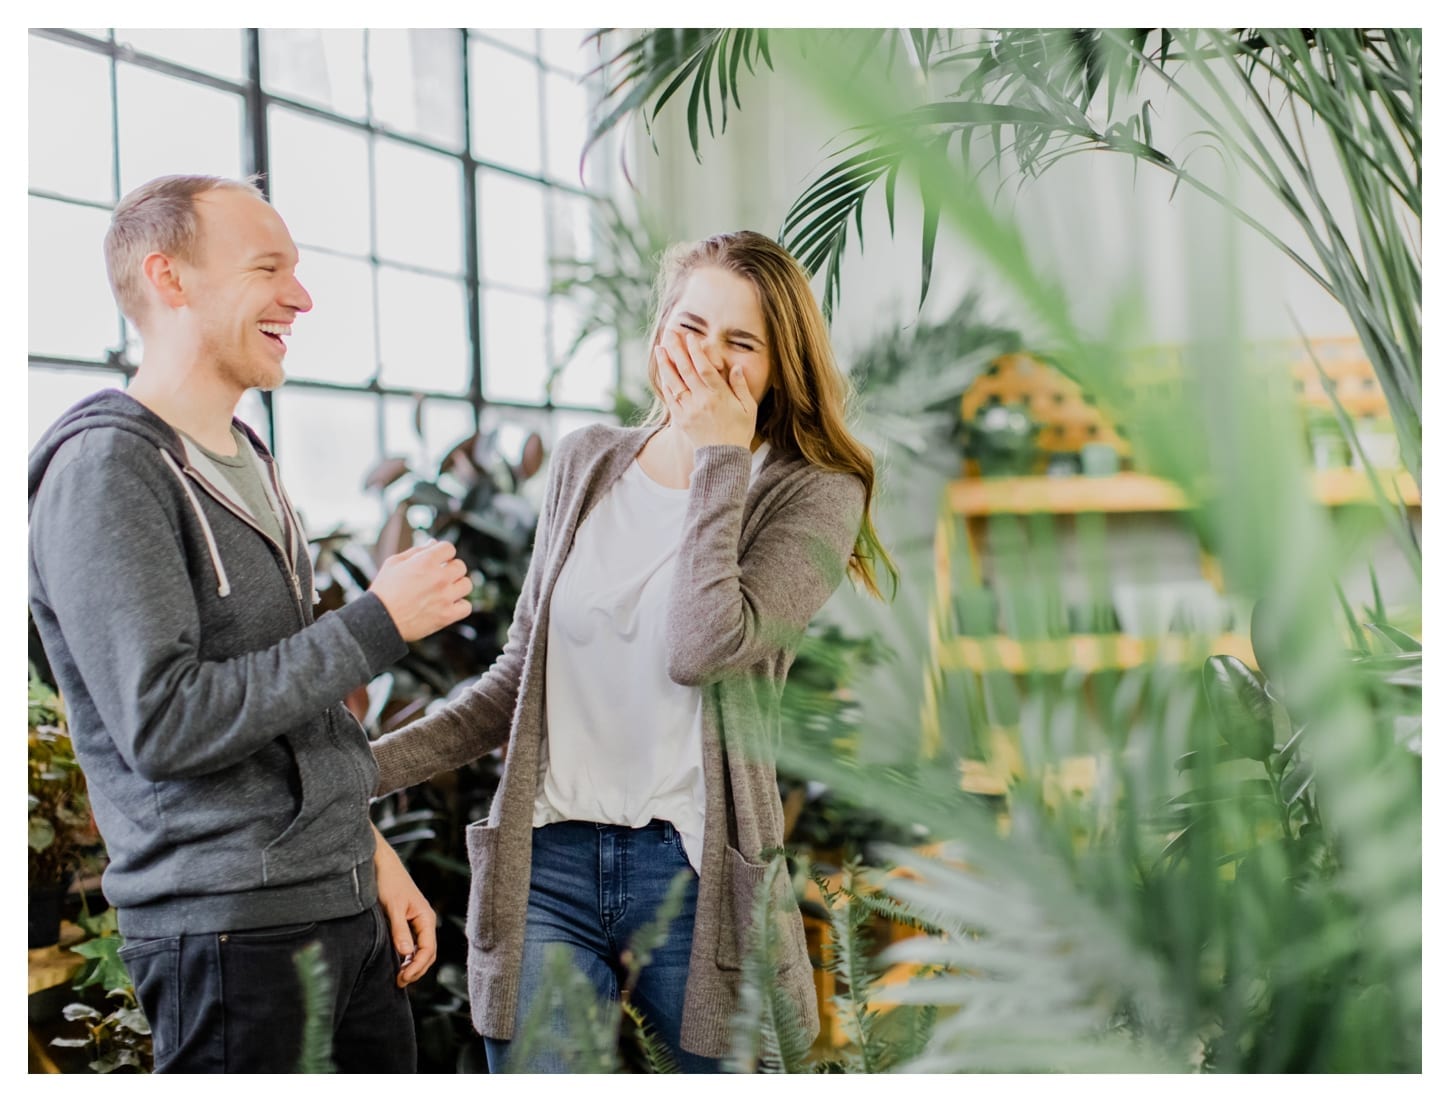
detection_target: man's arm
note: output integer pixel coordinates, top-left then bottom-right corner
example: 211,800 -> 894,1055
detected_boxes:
30,440 -> 461,781
371,823 -> 436,987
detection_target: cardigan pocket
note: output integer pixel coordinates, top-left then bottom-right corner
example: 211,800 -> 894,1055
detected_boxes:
464,821 -> 501,950
715,845 -> 808,971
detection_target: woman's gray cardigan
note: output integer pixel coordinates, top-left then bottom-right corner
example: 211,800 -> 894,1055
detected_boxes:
370,423 -> 867,1058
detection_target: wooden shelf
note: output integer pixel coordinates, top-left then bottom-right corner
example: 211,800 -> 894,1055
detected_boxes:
949,473 -> 1187,515
1311,468 -> 1420,507
940,632 -> 1257,674
28,921 -> 85,996
947,469 -> 1419,517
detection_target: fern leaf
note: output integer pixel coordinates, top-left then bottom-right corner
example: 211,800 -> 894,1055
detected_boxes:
293,942 -> 336,1074
621,1000 -> 680,1074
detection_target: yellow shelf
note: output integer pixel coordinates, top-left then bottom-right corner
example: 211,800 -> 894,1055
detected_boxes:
949,473 -> 1187,515
940,632 -> 1257,674
947,469 -> 1419,516
1311,468 -> 1420,507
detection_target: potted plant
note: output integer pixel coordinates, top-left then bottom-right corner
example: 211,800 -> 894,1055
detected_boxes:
28,663 -> 94,948
1305,408 -> 1351,470
960,400 -> 1039,477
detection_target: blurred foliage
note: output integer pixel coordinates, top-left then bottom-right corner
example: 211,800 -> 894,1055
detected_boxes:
294,942 -> 338,1073
28,662 -> 95,887
583,24 -> 1421,1074
52,907 -> 153,1074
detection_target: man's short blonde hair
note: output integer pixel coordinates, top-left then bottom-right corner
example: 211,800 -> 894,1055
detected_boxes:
103,174 -> 265,325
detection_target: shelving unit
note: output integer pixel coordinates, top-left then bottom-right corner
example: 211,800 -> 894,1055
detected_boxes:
929,345 -> 1420,794
940,631 -> 1256,674
946,468 -> 1419,517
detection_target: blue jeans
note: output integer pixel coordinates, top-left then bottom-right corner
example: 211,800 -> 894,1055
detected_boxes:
484,819 -> 722,1073
118,901 -> 415,1073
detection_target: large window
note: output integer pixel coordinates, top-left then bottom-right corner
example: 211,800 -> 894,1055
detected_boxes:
28,28 -> 617,536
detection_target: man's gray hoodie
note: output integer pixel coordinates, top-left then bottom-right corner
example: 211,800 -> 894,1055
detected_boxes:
28,390 -> 408,937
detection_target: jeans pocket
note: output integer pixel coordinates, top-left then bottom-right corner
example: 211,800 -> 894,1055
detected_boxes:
665,826 -> 692,867
222,921 -> 320,944
117,936 -> 181,1063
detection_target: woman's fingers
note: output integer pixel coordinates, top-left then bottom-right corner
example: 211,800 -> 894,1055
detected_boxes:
682,332 -> 727,390
656,343 -> 688,403
662,330 -> 695,390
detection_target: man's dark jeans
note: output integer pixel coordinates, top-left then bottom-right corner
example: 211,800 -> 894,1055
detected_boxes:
118,902 -> 415,1073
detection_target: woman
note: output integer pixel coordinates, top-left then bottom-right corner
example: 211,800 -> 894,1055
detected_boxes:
371,230 -> 895,1072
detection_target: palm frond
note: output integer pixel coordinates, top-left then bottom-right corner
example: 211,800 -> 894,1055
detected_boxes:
585,29 -> 774,164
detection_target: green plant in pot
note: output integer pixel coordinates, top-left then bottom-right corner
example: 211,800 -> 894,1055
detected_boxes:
960,400 -> 1038,477
1305,407 -> 1350,470
28,662 -> 93,948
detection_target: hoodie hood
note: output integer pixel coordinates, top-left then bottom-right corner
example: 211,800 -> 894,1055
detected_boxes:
28,388 -> 271,513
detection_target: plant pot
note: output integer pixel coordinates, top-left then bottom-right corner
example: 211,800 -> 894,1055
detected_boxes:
1080,442 -> 1120,477
1045,451 -> 1082,477
28,881 -> 67,949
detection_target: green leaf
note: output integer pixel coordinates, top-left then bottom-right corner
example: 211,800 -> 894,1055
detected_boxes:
1279,760 -> 1316,806
1168,779 -> 1277,807
1202,655 -> 1276,761
1365,622 -> 1419,653
29,816 -> 56,852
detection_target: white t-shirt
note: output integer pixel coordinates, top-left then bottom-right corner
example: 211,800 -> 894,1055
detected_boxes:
533,443 -> 771,872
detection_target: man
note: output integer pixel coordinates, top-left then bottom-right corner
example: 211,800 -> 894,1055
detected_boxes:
27,175 -> 470,1073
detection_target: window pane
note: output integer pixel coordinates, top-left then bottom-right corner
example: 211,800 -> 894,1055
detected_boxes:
382,394 -> 475,473
235,390 -> 271,450
29,37 -> 114,203
470,42 -> 541,175
28,369 -> 126,451
267,108 -> 371,255
376,267 -> 470,393
544,71 -> 590,186
369,29 -> 463,149
29,198 -> 121,360
483,289 -> 547,404
116,65 -> 243,193
547,190 -> 596,269
477,169 -> 546,291
114,29 -> 245,81
539,29 -> 593,76
473,30 -> 538,54
123,316 -> 144,366
284,250 -> 376,386
550,299 -> 616,408
550,408 -> 614,448
273,388 -> 380,537
375,140 -> 464,274
260,29 -> 367,118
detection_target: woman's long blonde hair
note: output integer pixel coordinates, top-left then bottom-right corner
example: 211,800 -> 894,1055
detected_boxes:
642,231 -> 897,600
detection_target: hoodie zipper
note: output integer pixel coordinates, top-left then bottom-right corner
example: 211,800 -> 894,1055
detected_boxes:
178,456 -> 376,880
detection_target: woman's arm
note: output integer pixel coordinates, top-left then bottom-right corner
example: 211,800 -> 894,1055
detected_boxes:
665,445 -> 866,686
369,443 -> 566,795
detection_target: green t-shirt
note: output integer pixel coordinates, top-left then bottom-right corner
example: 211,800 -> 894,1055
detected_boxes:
181,425 -> 287,551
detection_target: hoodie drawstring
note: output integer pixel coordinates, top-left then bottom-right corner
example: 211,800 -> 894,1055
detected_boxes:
159,449 -> 232,598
